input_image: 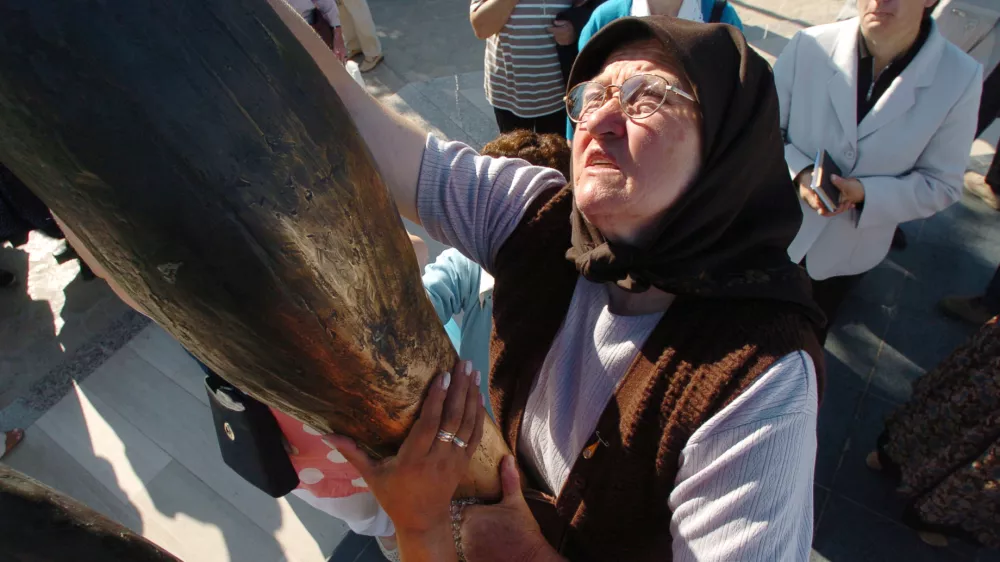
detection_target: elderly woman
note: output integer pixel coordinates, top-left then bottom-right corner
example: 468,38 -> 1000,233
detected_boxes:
302,12 -> 824,562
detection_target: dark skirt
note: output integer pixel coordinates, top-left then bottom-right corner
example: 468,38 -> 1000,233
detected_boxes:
877,317 -> 1000,548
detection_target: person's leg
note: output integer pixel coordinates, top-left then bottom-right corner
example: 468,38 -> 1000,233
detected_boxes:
809,272 -> 865,344
533,109 -> 569,137
340,0 -> 382,70
967,66 -> 1000,203
939,263 -> 1000,325
976,65 -> 1000,139
985,149 -> 1000,193
1,428 -> 24,460
493,107 -> 532,134
337,1 -> 362,57
982,263 -> 1000,313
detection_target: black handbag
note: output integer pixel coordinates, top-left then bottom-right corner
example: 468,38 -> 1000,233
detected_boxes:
204,371 -> 300,498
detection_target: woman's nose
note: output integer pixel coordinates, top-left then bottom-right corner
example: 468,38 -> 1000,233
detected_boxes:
584,97 -> 627,138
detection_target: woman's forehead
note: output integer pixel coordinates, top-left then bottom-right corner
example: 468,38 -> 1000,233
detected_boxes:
594,41 -> 688,87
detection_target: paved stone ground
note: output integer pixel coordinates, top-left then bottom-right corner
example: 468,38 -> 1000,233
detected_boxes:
331,1 -> 1000,561
0,233 -> 148,432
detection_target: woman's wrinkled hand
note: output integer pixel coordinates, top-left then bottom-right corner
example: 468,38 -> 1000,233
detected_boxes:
830,174 -> 865,205
323,359 -> 486,535
797,170 -> 857,217
459,456 -> 564,562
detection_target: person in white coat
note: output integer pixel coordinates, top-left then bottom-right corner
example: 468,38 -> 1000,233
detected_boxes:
774,0 -> 982,339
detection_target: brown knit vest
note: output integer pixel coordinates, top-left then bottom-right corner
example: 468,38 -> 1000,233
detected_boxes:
489,186 -> 824,561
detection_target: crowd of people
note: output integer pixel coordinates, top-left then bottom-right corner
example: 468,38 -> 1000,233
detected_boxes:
2,0 -> 999,560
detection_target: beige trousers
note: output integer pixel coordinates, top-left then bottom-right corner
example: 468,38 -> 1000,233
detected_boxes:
337,0 -> 382,58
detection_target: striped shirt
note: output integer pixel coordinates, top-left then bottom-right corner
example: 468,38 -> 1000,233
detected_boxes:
473,0 -> 572,118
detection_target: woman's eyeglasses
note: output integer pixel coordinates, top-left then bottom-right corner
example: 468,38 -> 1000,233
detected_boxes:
565,74 -> 696,124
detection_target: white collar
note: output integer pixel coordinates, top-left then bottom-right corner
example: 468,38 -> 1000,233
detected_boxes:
677,0 -> 704,22
631,0 -> 704,21
478,271 -> 495,307
630,0 -> 650,17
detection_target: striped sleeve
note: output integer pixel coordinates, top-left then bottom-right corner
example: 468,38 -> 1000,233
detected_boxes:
669,351 -> 818,562
415,134 -> 565,273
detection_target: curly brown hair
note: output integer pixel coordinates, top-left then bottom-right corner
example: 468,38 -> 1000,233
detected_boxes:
480,130 -> 571,178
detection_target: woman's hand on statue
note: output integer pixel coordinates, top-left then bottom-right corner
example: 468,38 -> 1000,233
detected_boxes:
459,456 -> 566,562
323,360 -> 486,536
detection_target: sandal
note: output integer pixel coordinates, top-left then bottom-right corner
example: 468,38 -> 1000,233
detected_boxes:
1,428 -> 24,460
865,450 -> 882,471
375,536 -> 401,562
918,531 -> 949,547
359,54 -> 383,73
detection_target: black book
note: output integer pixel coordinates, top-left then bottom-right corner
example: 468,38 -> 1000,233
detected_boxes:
810,150 -> 843,213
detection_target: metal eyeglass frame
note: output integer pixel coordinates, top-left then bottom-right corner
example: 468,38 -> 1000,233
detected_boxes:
565,73 -> 696,123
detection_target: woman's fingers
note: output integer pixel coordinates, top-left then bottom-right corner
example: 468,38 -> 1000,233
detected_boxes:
454,370 -> 482,451
432,360 -> 474,454
799,186 -> 824,214
500,455 -> 522,503
402,371 -> 451,456
322,434 -> 378,479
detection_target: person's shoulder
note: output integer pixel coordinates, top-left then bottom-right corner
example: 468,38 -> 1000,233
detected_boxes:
780,19 -> 848,62
590,0 -> 630,26
720,4 -> 743,30
933,26 -> 983,80
698,0 -> 743,29
687,351 -> 817,444
443,248 -> 483,277
801,18 -> 854,43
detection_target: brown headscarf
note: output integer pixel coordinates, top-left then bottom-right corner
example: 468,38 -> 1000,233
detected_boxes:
565,16 -> 823,325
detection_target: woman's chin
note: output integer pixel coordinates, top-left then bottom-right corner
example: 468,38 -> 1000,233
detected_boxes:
574,178 -> 624,211
575,199 -> 622,235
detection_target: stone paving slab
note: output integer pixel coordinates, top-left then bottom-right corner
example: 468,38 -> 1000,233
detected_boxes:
0,232 -> 149,432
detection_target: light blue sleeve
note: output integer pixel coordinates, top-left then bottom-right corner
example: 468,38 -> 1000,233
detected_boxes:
720,4 -> 743,30
416,135 -> 565,274
421,249 -> 482,325
577,0 -> 626,51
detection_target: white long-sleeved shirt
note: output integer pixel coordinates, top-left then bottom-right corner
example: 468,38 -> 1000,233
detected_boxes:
416,134 -> 817,561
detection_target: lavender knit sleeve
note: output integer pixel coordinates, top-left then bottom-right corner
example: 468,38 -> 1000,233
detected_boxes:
415,134 -> 565,274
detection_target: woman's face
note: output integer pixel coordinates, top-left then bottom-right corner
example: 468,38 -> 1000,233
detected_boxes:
571,41 -> 702,246
857,0 -> 936,43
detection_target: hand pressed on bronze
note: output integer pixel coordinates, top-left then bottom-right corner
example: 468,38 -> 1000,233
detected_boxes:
459,456 -> 565,562
323,359 -> 486,535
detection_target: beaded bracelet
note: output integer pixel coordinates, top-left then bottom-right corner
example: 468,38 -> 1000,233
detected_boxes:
449,498 -> 481,562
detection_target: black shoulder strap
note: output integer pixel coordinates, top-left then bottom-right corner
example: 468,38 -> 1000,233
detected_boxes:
710,0 -> 727,23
